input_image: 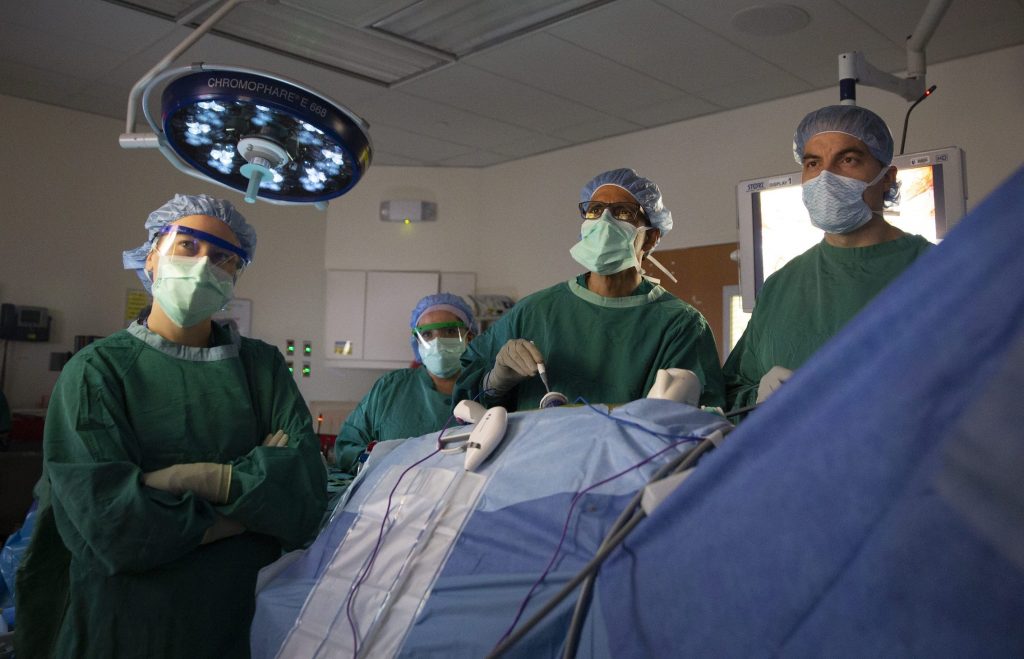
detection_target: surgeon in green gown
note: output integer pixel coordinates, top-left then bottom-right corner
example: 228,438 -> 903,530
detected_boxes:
723,105 -> 932,413
334,292 -> 478,478
454,168 -> 724,411
15,194 -> 326,658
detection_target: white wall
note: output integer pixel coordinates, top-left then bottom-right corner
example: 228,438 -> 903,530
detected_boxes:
1,44 -> 1022,410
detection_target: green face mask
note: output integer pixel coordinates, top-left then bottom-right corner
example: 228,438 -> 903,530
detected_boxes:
569,210 -> 646,275
151,255 -> 234,327
420,337 -> 467,378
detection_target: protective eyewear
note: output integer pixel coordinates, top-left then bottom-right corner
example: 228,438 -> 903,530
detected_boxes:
154,225 -> 250,276
413,321 -> 467,346
578,201 -> 646,223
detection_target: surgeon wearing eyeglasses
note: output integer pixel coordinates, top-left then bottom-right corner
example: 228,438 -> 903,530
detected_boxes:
333,293 -> 479,478
15,194 -> 327,658
454,168 -> 725,411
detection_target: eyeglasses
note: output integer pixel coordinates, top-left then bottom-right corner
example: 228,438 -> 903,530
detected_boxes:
155,225 -> 250,275
413,321 -> 468,344
578,201 -> 646,223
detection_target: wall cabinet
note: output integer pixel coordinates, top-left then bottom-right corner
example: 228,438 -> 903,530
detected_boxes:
324,270 -> 476,369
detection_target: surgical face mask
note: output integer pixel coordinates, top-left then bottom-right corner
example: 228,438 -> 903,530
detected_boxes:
151,255 -> 234,327
419,337 -> 466,378
569,210 -> 647,275
802,165 -> 891,234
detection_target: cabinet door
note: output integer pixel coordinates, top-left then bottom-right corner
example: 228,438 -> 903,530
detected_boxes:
325,270 -> 367,361
364,271 -> 440,362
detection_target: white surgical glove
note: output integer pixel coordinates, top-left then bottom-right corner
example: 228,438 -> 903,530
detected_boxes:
143,463 -> 233,504
200,514 -> 245,545
262,429 -> 289,447
756,365 -> 794,404
484,339 -> 545,395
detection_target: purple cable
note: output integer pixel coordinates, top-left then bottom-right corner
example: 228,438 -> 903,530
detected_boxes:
495,398 -> 701,645
344,413 -> 456,657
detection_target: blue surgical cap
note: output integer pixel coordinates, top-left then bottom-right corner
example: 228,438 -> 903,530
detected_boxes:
409,293 -> 479,361
580,168 -> 673,235
122,194 -> 257,292
792,105 -> 894,166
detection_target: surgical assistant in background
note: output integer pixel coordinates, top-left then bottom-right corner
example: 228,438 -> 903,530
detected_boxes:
723,105 -> 933,412
455,168 -> 725,411
334,292 -> 479,481
15,194 -> 326,658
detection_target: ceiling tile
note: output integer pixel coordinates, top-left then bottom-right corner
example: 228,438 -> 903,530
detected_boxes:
699,73 -> 812,109
435,150 -> 507,168
549,115 -> 643,143
489,133 -> 573,159
550,0 -> 792,92
364,123 -> 477,164
619,93 -> 723,128
397,63 -> 610,133
0,23 -> 129,81
467,32 -> 684,115
655,0 -> 907,86
352,91 -> 541,149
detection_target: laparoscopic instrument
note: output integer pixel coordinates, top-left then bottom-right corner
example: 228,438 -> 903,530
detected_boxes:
536,361 -> 569,408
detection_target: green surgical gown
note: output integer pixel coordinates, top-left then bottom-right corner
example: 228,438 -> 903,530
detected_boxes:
15,321 -> 326,659
334,366 -> 453,476
723,233 -> 932,411
454,275 -> 725,410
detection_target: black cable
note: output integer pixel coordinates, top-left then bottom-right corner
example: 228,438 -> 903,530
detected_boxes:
900,84 -> 937,155
489,438 -> 716,658
0,339 -> 8,393
723,403 -> 758,418
560,439 -> 715,658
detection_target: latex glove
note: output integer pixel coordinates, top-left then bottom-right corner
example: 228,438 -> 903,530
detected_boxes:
484,339 -> 545,395
262,430 -> 289,447
201,514 -> 246,545
756,365 -> 794,404
143,463 -> 233,505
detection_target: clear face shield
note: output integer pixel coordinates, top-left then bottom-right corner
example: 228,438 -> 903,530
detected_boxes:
412,321 -> 469,350
151,224 -> 251,282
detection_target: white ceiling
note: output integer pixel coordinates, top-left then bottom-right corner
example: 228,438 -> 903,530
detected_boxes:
2,0 -> 1022,167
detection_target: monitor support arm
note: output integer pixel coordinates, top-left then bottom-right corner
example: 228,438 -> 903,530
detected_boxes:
838,0 -> 951,105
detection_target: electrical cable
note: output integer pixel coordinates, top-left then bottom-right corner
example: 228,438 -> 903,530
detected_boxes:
342,389 -> 492,657
723,403 -> 758,418
490,396 -> 721,657
900,84 -> 937,155
560,439 -> 716,659
489,438 -> 717,659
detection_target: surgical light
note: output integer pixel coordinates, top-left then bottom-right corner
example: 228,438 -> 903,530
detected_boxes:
119,0 -> 372,208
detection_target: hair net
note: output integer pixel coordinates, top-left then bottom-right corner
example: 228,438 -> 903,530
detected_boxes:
580,168 -> 673,235
122,194 -> 257,292
409,292 -> 479,362
792,105 -> 894,167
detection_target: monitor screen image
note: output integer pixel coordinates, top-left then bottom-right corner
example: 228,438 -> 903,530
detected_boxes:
736,146 -> 967,311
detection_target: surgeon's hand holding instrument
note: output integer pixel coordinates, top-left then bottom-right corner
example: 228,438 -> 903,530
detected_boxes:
756,365 -> 794,404
142,462 -> 233,504
484,339 -> 545,395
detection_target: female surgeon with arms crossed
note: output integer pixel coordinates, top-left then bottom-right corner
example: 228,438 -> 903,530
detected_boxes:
15,194 -> 326,658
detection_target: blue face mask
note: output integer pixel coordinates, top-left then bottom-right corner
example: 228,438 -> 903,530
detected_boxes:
569,210 -> 647,275
420,337 -> 467,378
802,166 -> 891,234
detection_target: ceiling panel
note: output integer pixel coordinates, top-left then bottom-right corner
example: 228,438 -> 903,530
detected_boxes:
397,63 -> 611,133
549,114 -> 643,143
0,0 -> 1020,170
467,32 -> 685,116
550,0 -> 792,92
619,94 -> 724,128
657,0 -> 909,86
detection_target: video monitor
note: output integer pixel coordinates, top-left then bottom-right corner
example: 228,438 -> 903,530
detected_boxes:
736,146 -> 967,311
